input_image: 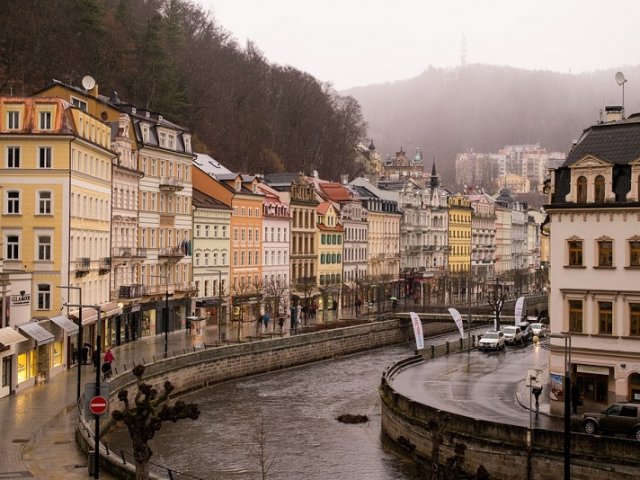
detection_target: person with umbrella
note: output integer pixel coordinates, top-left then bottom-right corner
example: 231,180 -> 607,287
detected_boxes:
390,296 -> 398,313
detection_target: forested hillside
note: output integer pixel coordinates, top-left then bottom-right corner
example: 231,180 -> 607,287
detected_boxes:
347,64 -> 640,182
0,0 -> 366,180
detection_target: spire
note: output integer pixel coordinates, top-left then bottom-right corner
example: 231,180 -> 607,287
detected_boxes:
368,138 -> 376,151
430,157 -> 438,189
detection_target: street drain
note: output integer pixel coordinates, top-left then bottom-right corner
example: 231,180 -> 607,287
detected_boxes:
54,440 -> 71,445
12,438 -> 30,443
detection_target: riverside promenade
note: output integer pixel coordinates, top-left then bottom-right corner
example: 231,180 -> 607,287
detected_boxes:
0,320 -> 294,479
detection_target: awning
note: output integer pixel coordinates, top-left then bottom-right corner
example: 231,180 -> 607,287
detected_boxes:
49,315 -> 79,335
196,298 -> 220,307
0,327 -> 29,347
70,302 -> 123,326
18,322 -> 54,346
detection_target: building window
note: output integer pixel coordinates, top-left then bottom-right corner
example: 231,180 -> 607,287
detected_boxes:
568,240 -> 583,266
7,111 -> 19,129
214,226 -> 218,238
576,176 -> 587,203
6,235 -> 19,259
630,303 -> 640,336
39,111 -> 52,130
38,147 -> 52,168
37,284 -> 51,310
597,240 -> 613,267
38,235 -> 51,260
195,225 -> 201,237
568,299 -> 583,333
629,240 -> 640,267
7,191 -> 20,214
71,97 -> 88,111
195,253 -> 200,266
598,301 -> 613,334
7,146 -> 20,168
594,175 -> 605,203
204,253 -> 209,266
205,225 -> 210,237
38,191 -> 52,214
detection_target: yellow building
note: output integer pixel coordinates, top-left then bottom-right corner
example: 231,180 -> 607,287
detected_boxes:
0,96 -> 114,387
316,202 -> 344,315
447,194 -> 473,273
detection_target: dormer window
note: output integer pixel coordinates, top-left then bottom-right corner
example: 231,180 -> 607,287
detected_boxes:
7,110 -> 19,130
235,180 -> 241,192
39,111 -> 52,130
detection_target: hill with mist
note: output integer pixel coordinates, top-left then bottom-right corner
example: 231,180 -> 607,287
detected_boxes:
346,64 -> 640,183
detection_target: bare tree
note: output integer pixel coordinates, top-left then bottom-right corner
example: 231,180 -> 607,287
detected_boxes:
263,277 -> 288,330
487,278 -> 508,332
111,365 -> 200,480
231,280 -> 253,340
250,415 -> 275,480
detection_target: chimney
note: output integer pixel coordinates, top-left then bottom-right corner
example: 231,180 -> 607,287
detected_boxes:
340,174 -> 349,185
605,105 -> 624,122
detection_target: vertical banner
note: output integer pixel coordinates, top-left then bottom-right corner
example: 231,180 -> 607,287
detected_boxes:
514,296 -> 525,324
409,312 -> 424,350
448,307 -> 465,339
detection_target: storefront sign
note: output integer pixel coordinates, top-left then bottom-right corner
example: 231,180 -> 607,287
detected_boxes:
11,293 -> 30,306
576,364 -> 610,376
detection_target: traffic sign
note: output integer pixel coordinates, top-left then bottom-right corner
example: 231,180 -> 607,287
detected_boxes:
89,395 -> 108,415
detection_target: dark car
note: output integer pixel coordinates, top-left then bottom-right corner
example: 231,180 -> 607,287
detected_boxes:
582,403 -> 640,440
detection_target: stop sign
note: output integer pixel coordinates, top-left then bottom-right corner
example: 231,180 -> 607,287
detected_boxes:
89,395 -> 108,415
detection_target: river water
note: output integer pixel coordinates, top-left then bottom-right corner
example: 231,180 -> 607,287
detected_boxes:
106,343 -> 419,480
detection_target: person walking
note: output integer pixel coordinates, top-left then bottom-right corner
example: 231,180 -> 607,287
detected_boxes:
92,349 -> 99,371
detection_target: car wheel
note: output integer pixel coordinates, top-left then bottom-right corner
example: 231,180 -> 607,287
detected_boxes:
584,420 -> 597,435
635,428 -> 640,441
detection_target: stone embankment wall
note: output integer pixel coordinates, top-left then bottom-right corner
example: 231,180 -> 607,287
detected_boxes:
79,316 -> 457,479
380,364 -> 640,480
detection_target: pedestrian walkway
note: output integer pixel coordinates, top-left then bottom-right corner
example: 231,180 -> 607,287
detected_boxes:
0,315 -> 327,478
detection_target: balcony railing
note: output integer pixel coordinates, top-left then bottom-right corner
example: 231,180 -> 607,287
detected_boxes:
118,284 -> 146,299
159,177 -> 184,191
158,247 -> 185,259
99,257 -> 111,274
75,257 -> 90,277
112,247 -> 147,258
175,282 -> 198,294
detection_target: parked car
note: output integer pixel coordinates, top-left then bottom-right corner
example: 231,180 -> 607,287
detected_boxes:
503,326 -> 523,345
582,403 -> 640,441
531,322 -> 549,338
518,322 -> 533,343
478,330 -> 505,351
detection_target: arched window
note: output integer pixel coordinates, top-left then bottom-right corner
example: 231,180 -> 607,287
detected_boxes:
594,175 -> 605,203
576,176 -> 587,203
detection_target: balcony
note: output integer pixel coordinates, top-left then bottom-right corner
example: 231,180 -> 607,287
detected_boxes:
159,177 -> 184,191
175,282 -> 198,295
158,247 -> 185,260
112,247 -> 147,267
75,257 -> 90,277
99,257 -> 111,275
117,284 -> 146,299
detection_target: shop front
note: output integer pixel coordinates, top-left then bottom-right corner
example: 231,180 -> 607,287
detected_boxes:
17,321 -> 55,386
111,304 -> 141,346
0,327 -> 29,398
48,315 -> 79,369
140,298 -> 190,338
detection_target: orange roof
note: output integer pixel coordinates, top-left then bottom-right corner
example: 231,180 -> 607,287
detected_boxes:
320,183 -> 352,202
317,202 -> 332,215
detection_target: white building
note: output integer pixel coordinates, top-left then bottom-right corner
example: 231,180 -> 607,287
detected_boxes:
546,111 -> 640,414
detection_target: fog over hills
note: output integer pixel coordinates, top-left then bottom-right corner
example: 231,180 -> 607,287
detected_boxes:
345,64 -> 640,183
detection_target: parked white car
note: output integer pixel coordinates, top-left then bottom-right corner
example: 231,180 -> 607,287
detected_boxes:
478,331 -> 505,351
531,323 -> 548,338
503,326 -> 523,345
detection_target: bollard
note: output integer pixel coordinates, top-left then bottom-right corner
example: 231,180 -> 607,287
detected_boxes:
88,450 -> 96,475
430,345 -> 435,358
459,338 -> 463,350
120,450 -> 127,465
446,341 -> 450,355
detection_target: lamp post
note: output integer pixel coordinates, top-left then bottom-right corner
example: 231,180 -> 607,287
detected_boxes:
57,285 -> 82,402
550,333 -> 572,480
151,274 -> 169,358
206,269 -> 224,342
64,303 -> 102,479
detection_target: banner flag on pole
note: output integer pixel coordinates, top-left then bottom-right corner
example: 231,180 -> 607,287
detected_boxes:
514,296 -> 525,325
409,312 -> 424,350
448,307 -> 465,339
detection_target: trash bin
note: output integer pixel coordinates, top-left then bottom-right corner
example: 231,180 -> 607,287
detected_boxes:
88,450 -> 96,475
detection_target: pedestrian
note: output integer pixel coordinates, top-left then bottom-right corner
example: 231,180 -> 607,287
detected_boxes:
81,345 -> 89,365
571,383 -> 580,415
296,304 -> 302,325
355,298 -> 362,317
532,386 -> 543,411
92,349 -> 99,371
278,317 -> 284,332
332,299 -> 338,311
392,298 -> 398,313
262,312 -> 270,330
104,348 -> 114,365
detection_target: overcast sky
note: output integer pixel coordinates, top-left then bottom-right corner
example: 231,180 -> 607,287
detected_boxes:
200,1 -> 638,90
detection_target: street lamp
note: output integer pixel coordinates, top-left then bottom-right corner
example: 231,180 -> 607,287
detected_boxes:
206,269 -> 224,343
64,303 -> 102,479
57,285 -> 82,402
150,274 -> 169,358
550,332 -> 572,480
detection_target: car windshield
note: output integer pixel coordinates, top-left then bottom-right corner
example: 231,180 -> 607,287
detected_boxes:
483,332 -> 498,339
531,323 -> 543,330
504,327 -> 517,334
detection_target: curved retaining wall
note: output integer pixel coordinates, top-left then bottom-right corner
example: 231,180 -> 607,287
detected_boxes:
78,317 -> 458,479
380,361 -> 640,480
